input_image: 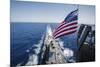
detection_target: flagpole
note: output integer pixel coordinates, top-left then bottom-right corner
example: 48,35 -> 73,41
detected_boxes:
76,4 -> 80,62
77,4 -> 79,48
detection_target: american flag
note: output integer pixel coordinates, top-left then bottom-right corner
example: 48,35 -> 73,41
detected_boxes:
53,9 -> 78,39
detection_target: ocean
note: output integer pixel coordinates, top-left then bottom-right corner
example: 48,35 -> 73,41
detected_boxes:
10,22 -> 78,66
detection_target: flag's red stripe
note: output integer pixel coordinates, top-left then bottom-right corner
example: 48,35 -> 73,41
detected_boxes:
54,25 -> 77,36
54,30 -> 77,39
56,21 -> 66,30
53,21 -> 65,35
54,20 -> 77,33
54,28 -> 77,38
57,21 -> 65,28
54,22 -> 77,34
54,26 -> 77,36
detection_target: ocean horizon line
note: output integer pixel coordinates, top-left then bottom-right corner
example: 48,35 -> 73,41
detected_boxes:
11,22 -> 95,25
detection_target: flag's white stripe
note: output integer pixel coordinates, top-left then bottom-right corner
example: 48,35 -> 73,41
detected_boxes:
54,28 -> 77,38
56,20 -> 77,31
54,24 -> 77,36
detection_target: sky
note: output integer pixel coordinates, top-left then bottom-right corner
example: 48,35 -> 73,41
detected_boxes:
11,0 -> 95,24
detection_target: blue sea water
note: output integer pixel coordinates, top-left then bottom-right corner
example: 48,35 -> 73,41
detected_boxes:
11,22 -> 77,66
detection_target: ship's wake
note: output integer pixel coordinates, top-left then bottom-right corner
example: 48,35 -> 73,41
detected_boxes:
17,25 -> 76,66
